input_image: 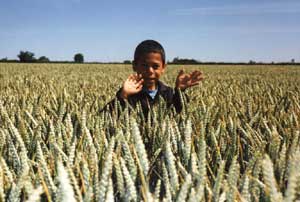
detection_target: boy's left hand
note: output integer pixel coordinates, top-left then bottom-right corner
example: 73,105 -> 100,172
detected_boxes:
176,69 -> 204,90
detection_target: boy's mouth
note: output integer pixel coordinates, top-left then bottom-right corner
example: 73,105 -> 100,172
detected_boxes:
144,79 -> 156,83
144,77 -> 156,80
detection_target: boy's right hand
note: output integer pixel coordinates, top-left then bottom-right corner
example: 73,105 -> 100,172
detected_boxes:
120,74 -> 144,99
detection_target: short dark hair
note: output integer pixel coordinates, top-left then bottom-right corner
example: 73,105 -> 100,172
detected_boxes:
133,40 -> 166,65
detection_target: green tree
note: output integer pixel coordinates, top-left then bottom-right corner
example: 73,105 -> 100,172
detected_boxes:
123,60 -> 132,64
38,56 -> 50,62
249,60 -> 256,65
18,51 -> 36,62
74,53 -> 84,63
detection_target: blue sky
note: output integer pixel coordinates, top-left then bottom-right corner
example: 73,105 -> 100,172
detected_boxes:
1,0 -> 300,62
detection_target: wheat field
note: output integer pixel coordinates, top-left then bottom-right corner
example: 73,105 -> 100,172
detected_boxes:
0,63 -> 299,202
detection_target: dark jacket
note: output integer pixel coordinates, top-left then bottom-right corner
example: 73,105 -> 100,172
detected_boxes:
100,80 -> 188,116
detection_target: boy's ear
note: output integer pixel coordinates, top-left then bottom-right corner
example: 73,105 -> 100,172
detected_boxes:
162,63 -> 167,73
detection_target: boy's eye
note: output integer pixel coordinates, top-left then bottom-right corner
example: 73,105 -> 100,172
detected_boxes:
152,64 -> 159,69
141,64 -> 159,69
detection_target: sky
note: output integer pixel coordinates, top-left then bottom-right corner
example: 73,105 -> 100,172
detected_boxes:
0,0 -> 300,63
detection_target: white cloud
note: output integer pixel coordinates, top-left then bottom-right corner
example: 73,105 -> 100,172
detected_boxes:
211,26 -> 300,34
171,2 -> 300,16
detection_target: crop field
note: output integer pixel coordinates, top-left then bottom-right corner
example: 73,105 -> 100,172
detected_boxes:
0,63 -> 300,202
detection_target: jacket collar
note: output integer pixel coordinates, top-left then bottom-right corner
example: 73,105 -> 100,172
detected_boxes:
139,80 -> 168,99
157,80 -> 169,92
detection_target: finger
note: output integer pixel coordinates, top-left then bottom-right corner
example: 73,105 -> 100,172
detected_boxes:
190,72 -> 197,79
188,82 -> 200,87
134,80 -> 143,87
133,74 -> 139,82
194,70 -> 202,74
136,84 -> 143,91
190,73 -> 202,82
134,78 -> 143,87
192,70 -> 202,75
134,74 -> 143,83
195,71 -> 203,77
178,69 -> 184,76
183,75 -> 190,82
191,71 -> 202,79
128,74 -> 135,81
134,74 -> 141,83
137,78 -> 144,86
137,73 -> 143,80
192,75 -> 204,82
134,77 -> 139,84
197,75 -> 204,80
137,74 -> 144,83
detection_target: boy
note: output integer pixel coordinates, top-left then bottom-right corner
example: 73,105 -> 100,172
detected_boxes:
102,40 -> 203,116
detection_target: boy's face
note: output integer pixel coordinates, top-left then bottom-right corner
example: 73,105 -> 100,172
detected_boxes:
133,52 -> 166,90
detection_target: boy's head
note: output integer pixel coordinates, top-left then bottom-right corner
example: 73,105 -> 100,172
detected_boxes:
133,40 -> 166,90
133,40 -> 166,65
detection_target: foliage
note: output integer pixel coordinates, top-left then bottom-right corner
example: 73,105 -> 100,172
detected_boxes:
172,57 -> 199,64
0,63 -> 300,201
74,53 -> 84,63
124,60 -> 132,64
249,60 -> 256,64
38,56 -> 50,63
17,51 -> 36,63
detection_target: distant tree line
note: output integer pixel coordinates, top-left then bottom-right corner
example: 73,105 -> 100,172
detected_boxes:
167,57 -> 299,65
170,57 -> 199,64
17,51 -> 50,63
0,51 -> 299,65
167,57 -> 300,65
0,51 -> 84,63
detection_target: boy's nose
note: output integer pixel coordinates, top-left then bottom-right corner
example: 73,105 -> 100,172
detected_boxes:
146,66 -> 155,73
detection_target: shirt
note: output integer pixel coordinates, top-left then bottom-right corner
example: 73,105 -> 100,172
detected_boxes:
143,87 -> 158,100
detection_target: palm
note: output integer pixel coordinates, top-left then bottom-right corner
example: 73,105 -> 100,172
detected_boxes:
176,70 -> 203,90
122,74 -> 144,97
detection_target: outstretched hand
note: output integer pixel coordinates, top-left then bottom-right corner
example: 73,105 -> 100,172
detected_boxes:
120,74 -> 144,99
176,69 -> 204,90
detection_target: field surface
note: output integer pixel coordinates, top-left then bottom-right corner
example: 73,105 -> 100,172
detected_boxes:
0,63 -> 300,201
